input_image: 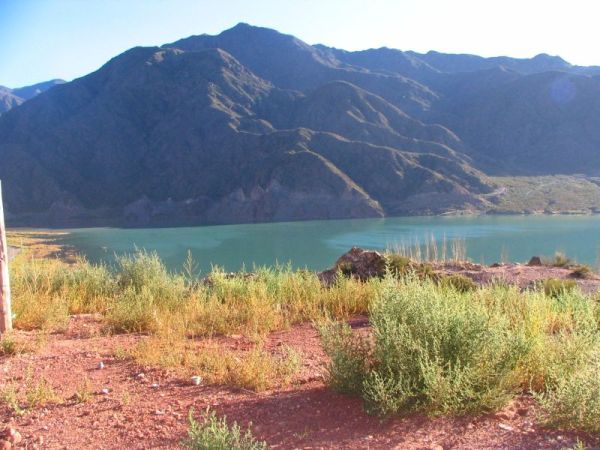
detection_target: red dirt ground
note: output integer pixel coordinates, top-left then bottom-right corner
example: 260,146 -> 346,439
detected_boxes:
2,315 -> 600,449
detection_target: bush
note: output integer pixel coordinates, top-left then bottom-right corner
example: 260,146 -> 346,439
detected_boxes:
321,277 -> 527,416
439,274 -> 477,293
366,278 -> 526,415
537,351 -> 600,432
385,254 -> 412,277
571,265 -> 592,279
546,252 -> 572,268
318,320 -> 371,394
542,278 -> 577,298
185,408 -> 266,450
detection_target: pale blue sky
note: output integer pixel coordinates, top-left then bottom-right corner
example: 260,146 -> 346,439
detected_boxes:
1,0 -> 599,87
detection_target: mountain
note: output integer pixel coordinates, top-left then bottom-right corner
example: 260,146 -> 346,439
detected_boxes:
0,23 -> 599,226
0,79 -> 65,115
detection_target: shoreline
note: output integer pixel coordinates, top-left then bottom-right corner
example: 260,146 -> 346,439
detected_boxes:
7,209 -> 600,232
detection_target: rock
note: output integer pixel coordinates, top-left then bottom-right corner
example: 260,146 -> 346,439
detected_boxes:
319,247 -> 387,284
430,445 -> 444,450
191,376 -> 202,386
498,423 -> 514,431
150,383 -> 159,389
3,429 -> 21,445
527,256 -> 543,266
97,362 -> 105,370
100,388 -> 110,395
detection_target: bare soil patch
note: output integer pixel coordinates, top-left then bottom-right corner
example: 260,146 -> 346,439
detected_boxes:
2,315 -> 599,449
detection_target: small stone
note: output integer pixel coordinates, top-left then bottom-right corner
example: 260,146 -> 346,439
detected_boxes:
5,429 -> 21,445
97,362 -> 105,370
150,383 -> 159,389
100,388 -> 110,395
154,410 -> 164,416
430,445 -> 444,450
135,373 -> 145,380
498,423 -> 514,431
190,376 -> 202,386
495,411 -> 515,421
527,256 -> 543,266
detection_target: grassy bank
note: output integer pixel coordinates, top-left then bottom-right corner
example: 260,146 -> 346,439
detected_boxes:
2,250 -> 600,433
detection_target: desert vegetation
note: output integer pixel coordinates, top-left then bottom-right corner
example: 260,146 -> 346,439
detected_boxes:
2,245 -> 600,444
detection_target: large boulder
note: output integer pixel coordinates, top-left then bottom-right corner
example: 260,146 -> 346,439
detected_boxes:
319,247 -> 387,285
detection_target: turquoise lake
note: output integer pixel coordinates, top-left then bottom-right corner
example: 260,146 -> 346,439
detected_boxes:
52,215 -> 600,273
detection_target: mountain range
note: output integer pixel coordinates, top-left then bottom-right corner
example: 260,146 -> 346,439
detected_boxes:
1,23 -> 599,226
0,79 -> 65,115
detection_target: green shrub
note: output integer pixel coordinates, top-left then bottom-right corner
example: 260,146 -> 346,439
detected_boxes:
537,351 -> 600,432
385,254 -> 412,277
571,265 -> 592,279
546,252 -> 572,268
439,274 -> 477,293
319,320 -> 371,394
366,278 -> 526,415
543,278 -> 577,298
321,277 -> 527,417
185,408 -> 266,450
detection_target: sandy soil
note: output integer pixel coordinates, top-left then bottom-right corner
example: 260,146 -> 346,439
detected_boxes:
1,315 -> 599,449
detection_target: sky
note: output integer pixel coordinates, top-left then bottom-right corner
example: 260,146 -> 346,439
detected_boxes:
1,0 -> 599,87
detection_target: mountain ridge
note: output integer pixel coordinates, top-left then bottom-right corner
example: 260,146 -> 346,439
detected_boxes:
1,23 -> 599,226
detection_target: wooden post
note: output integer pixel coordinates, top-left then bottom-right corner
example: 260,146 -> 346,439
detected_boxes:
0,180 -> 12,333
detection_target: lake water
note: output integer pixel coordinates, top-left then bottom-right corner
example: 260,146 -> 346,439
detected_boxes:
53,215 -> 600,273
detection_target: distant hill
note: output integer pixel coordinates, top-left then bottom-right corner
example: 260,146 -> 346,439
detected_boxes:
0,24 -> 599,226
0,79 -> 65,114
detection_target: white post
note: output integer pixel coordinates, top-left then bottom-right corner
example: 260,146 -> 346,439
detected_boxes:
0,180 -> 12,333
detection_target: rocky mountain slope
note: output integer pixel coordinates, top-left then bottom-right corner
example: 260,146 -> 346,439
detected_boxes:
0,79 -> 65,115
1,24 -> 599,226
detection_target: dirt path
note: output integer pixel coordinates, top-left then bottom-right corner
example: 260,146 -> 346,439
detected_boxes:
2,316 -> 599,449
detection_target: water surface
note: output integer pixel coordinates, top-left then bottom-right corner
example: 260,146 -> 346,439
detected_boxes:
53,215 -> 600,273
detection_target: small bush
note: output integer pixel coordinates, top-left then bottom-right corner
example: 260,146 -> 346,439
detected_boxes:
185,408 -> 266,450
319,320 -> 371,394
571,265 -> 592,279
439,274 -> 477,293
543,278 -> 577,298
537,351 -> 600,432
0,335 -> 17,356
385,254 -> 412,277
546,252 -> 572,268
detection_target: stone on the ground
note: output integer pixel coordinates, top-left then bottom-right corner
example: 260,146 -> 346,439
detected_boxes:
527,256 -> 543,266
319,247 -> 387,284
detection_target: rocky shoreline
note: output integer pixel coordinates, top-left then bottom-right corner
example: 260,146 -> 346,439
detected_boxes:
317,247 -> 600,293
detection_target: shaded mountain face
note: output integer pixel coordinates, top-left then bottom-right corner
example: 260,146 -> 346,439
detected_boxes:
0,23 -> 598,226
0,79 -> 65,115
